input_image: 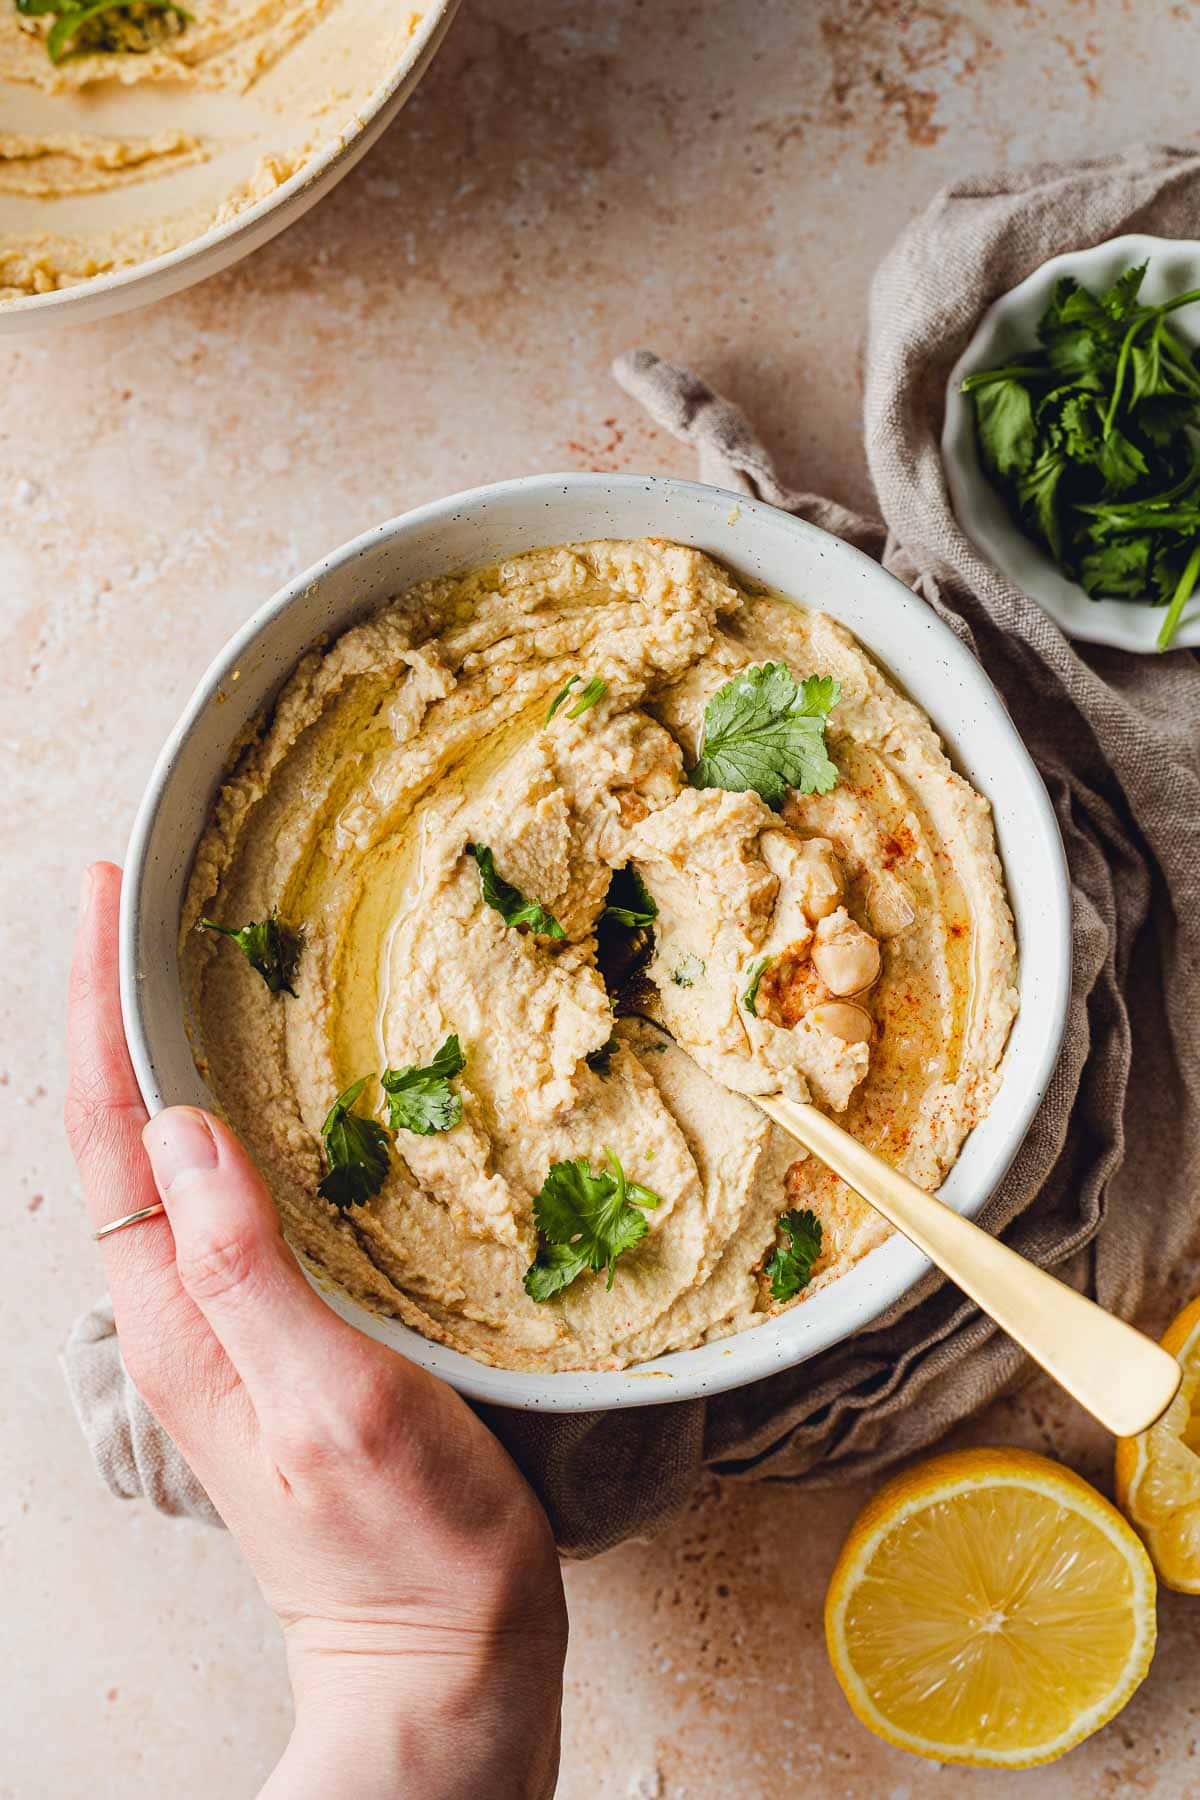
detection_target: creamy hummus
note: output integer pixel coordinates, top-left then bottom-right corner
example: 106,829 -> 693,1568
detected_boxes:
181,540 -> 1019,1374
0,0 -> 429,297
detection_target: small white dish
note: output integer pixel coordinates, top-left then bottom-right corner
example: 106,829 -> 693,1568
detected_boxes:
943,233 -> 1200,653
120,473 -> 1071,1413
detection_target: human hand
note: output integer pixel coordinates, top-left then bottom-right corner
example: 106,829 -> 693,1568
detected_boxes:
66,863 -> 567,1800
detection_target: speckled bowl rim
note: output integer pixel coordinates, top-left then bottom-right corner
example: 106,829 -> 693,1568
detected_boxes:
943,232 -> 1200,652
120,472 -> 1071,1413
0,0 -> 460,332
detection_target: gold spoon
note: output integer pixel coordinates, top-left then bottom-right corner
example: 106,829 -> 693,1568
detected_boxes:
753,1088 -> 1179,1438
616,986 -> 1179,1437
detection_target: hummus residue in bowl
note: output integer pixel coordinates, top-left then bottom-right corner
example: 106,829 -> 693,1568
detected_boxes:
181,540 -> 1018,1374
0,0 -> 435,297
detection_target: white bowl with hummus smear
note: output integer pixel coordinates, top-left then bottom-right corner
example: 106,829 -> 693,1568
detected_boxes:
0,0 -> 459,328
121,474 -> 1071,1413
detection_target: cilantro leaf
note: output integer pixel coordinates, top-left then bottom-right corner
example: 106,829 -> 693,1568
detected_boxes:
691,664 -> 840,810
1044,391 -> 1149,493
1015,448 -> 1067,560
742,955 -> 769,1017
523,1240 -> 593,1303
1080,534 -> 1152,599
380,1034 -> 465,1135
1050,389 -> 1103,460
1129,332 -> 1170,407
1098,261 -> 1148,322
199,913 -> 301,996
467,843 -> 566,939
523,1149 -> 661,1300
1039,275 -> 1104,338
601,865 -> 658,929
972,376 -> 1037,479
1094,430 -> 1149,493
764,1207 -> 823,1302
317,1076 -> 391,1210
1037,276 -> 1121,378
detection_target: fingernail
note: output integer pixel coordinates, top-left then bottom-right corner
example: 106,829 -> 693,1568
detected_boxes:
143,1108 -> 219,1192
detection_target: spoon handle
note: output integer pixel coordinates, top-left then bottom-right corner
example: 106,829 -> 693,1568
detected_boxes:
755,1093 -> 1180,1439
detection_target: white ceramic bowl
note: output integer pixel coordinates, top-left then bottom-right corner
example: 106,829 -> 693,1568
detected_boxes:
121,473 -> 1071,1412
943,233 -> 1200,653
0,0 -> 459,334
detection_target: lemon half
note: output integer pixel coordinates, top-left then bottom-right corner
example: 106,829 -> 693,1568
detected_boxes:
825,1446 -> 1157,1768
1116,1295 -> 1200,1592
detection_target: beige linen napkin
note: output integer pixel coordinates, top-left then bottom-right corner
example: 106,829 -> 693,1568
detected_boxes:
64,1307 -> 221,1526
65,146 -> 1200,1557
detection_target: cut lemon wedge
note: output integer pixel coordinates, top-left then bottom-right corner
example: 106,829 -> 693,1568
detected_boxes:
824,1446 -> 1157,1768
1116,1295 -> 1200,1592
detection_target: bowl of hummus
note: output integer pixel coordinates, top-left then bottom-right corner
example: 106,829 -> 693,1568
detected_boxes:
121,474 -> 1070,1411
0,0 -> 459,325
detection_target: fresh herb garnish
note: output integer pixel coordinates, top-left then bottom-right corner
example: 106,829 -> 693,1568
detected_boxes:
16,0 -> 190,63
467,843 -> 566,940
600,866 -> 658,930
380,1034 -> 465,1136
544,673 -> 608,724
670,952 -> 705,988
691,664 -> 840,809
199,913 -> 301,997
568,675 -> 608,718
963,260 -> 1200,649
545,676 -> 580,724
742,955 -> 769,1016
523,1149 -> 661,1301
317,1076 -> 390,1211
765,1207 -> 823,1302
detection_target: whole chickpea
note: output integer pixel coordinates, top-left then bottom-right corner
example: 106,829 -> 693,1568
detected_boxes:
811,908 -> 882,997
806,1001 -> 874,1046
795,837 -> 845,922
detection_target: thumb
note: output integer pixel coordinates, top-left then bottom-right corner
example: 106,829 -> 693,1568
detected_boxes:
142,1107 -> 352,1416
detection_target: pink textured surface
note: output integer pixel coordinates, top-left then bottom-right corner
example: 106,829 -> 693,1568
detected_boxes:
4,2 -> 1200,1794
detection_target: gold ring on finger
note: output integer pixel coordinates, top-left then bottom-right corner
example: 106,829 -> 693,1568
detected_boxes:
94,1202 -> 167,1241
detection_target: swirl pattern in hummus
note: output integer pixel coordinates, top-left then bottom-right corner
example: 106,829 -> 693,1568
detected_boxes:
0,0 -> 429,298
181,540 -> 1019,1374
